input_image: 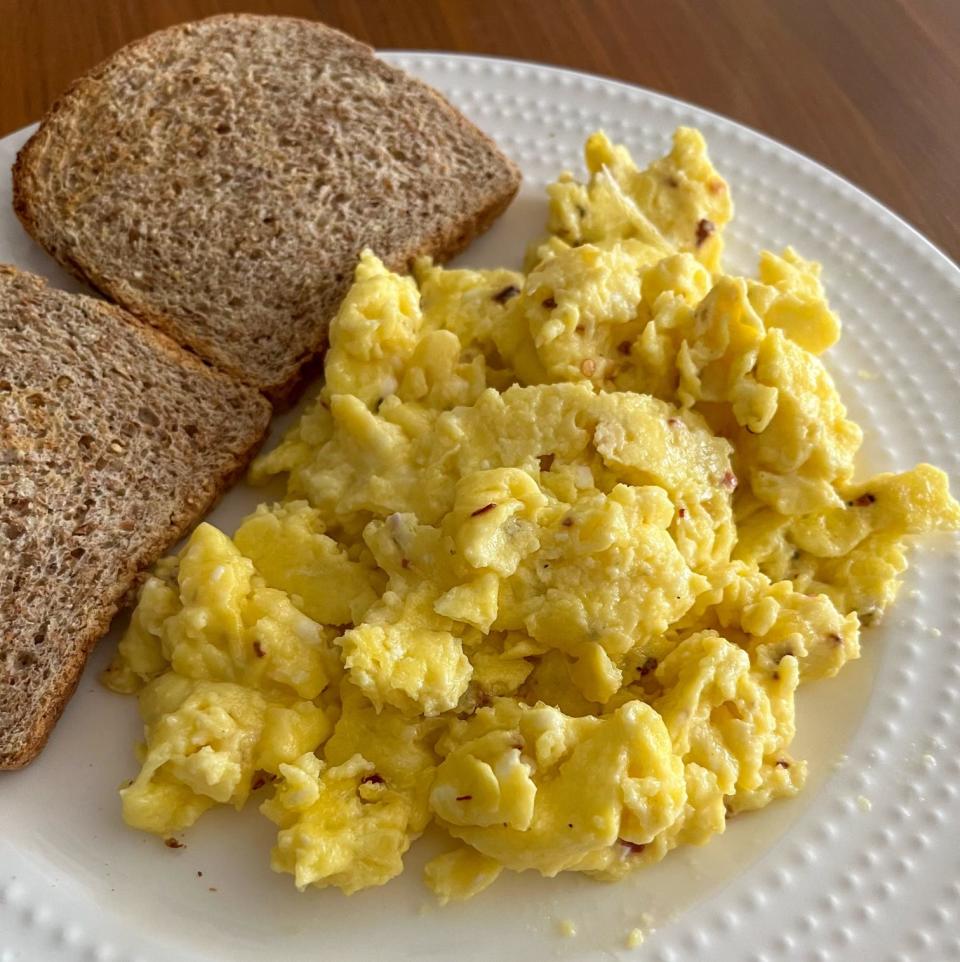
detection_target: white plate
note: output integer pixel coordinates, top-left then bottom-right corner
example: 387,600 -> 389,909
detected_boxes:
2,53 -> 959,962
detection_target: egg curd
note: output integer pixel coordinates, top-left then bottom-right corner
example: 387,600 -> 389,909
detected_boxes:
104,128 -> 960,903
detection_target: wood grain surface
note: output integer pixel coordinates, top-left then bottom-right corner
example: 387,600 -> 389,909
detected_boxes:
1,0 -> 957,259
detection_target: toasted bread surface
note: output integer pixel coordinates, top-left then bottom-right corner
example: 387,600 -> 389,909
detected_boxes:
0,265 -> 271,769
13,14 -> 521,403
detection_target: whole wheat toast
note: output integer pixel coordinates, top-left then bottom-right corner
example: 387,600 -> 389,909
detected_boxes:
12,14 -> 521,405
0,265 -> 271,769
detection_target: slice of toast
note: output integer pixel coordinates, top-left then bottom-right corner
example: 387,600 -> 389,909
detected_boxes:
0,265 -> 271,769
12,14 -> 521,405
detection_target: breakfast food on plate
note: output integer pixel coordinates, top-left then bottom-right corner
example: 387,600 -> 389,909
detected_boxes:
12,14 -> 520,406
0,266 -> 271,770
104,128 -> 960,900
2,13 -> 520,770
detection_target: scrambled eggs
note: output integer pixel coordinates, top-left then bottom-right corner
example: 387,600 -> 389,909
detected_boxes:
104,128 -> 960,903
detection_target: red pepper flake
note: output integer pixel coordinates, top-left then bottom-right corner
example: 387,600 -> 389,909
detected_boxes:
542,296 -> 558,309
567,822 -> 574,829
400,557 -> 411,569
666,176 -> 679,188
538,453 -> 555,472
667,417 -> 681,427
695,218 -> 716,247
164,837 -> 185,849
252,640 -> 265,658
827,632 -> 842,646
575,324 -> 585,334
562,516 -> 574,527
853,493 -> 876,507
456,794 -> 473,801
493,284 -> 520,304
772,671 -> 780,681
581,358 -> 597,377
251,770 -> 276,791
361,773 -> 385,785
471,502 -> 496,517
677,507 -> 686,519
721,470 -> 738,491
620,839 -> 646,854
638,656 -> 658,677
707,178 -> 725,195
775,759 -> 791,769
617,340 -> 632,355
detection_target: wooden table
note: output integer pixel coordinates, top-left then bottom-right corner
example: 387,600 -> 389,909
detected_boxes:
2,0 -> 957,260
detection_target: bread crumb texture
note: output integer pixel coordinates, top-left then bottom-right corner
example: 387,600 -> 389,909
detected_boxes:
13,15 -> 520,400
0,266 -> 269,768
